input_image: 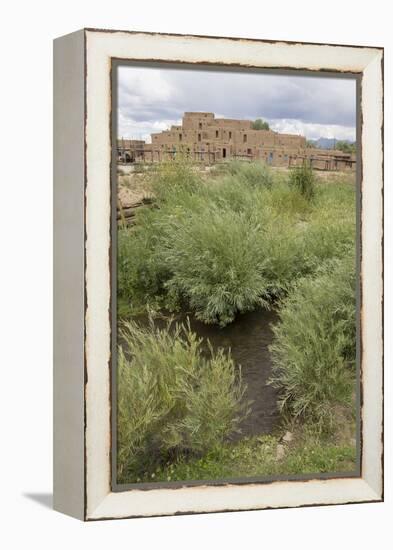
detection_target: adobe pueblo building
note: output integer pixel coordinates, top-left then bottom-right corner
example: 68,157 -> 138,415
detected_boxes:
118,112 -> 356,171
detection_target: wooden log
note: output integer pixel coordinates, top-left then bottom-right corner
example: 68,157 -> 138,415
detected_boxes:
117,204 -> 136,221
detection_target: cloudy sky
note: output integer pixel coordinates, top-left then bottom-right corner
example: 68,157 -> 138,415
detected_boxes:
117,65 -> 356,143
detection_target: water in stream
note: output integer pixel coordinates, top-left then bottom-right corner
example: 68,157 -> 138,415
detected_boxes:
183,308 -> 280,438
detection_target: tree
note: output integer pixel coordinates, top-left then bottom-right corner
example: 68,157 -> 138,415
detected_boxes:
335,140 -> 356,154
252,118 -> 270,130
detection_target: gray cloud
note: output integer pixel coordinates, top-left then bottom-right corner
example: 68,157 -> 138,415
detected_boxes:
117,65 -> 356,141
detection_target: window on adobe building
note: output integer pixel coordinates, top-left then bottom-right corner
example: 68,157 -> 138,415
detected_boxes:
199,122 -> 202,129
243,134 -> 247,143
229,131 -> 232,140
198,133 -> 201,142
216,130 -> 219,138
179,133 -> 182,141
247,148 -> 252,155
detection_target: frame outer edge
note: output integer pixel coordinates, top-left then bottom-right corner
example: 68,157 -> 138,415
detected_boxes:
360,50 -> 384,499
53,29 -> 86,521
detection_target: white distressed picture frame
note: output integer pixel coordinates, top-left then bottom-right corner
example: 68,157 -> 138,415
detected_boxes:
53,28 -> 383,521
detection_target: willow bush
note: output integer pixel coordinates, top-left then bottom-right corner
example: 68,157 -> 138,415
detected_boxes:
117,319 -> 249,483
269,253 -> 356,432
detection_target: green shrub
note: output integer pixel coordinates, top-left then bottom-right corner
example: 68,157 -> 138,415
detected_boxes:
117,319 -> 249,482
161,207 -> 271,325
218,159 -> 273,188
269,254 -> 356,432
118,159 -> 355,325
150,154 -> 202,201
289,162 -> 316,200
117,215 -> 171,312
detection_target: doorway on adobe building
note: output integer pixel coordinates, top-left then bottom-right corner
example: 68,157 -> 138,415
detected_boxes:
222,147 -> 227,159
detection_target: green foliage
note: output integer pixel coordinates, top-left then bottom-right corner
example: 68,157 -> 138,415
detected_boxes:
218,159 -> 273,188
150,152 -> 202,201
335,140 -> 356,154
118,158 -> 355,325
136,433 -> 356,482
269,254 -> 356,432
117,214 -> 171,312
162,208 -> 272,325
252,118 -> 270,130
289,162 -> 316,200
117,158 -> 357,483
117,319 -> 249,482
117,158 -> 202,312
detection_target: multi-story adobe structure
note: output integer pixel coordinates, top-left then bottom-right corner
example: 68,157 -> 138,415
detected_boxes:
118,112 -> 355,171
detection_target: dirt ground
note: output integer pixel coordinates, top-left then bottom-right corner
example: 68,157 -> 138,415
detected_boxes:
117,172 -> 153,207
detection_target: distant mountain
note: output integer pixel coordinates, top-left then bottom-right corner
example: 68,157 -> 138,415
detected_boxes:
308,137 -> 355,150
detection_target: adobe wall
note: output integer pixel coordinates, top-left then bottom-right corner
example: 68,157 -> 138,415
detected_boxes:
117,112 -> 355,171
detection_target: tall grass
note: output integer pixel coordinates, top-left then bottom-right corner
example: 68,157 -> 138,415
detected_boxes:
269,253 -> 356,432
141,433 -> 356,483
216,159 -> 273,188
288,162 -> 316,200
118,158 -> 355,325
150,153 -> 202,201
117,319 -> 249,482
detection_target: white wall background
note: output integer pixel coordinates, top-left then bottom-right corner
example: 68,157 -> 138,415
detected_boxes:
0,1 -> 391,548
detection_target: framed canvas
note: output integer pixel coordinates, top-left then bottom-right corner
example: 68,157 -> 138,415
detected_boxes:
53,28 -> 383,521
